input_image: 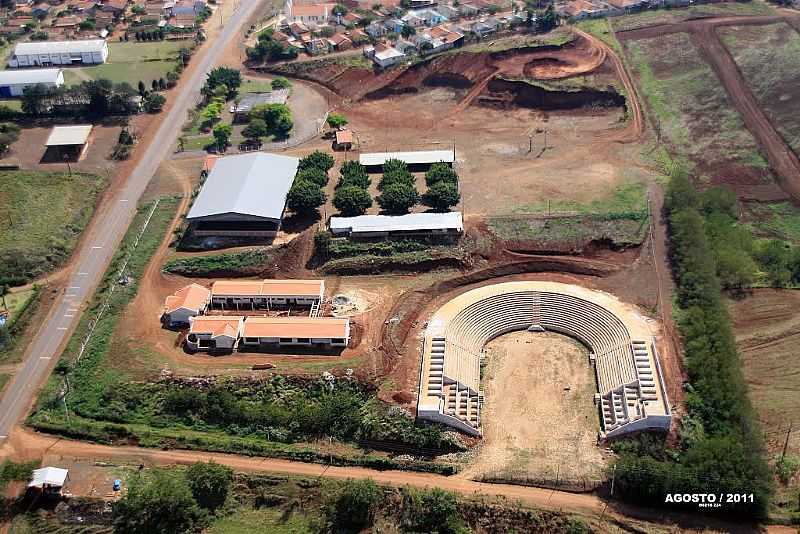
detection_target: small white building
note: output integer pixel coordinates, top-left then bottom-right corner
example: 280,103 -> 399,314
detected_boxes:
161,283 -> 211,327
370,46 -> 405,68
330,212 -> 464,239
0,68 -> 63,97
8,39 -> 108,68
186,316 -> 243,352
28,467 -> 69,496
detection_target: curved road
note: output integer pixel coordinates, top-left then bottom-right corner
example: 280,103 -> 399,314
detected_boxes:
0,0 -> 263,442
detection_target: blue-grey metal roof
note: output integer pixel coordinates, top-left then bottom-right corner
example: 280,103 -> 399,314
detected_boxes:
186,152 -> 299,222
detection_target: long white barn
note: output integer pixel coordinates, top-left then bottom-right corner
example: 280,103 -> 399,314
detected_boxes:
8,40 -> 108,68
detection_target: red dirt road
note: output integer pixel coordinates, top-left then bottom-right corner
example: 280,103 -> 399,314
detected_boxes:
618,15 -> 800,202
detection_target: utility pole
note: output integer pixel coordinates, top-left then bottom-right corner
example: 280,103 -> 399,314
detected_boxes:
781,421 -> 793,462
543,128 -> 548,150
610,463 -> 617,496
528,134 -> 532,153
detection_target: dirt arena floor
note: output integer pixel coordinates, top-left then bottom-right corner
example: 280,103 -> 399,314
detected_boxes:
461,331 -> 610,485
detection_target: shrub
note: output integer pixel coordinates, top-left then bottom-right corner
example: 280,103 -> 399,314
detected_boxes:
271,76 -> 290,89
424,162 -> 458,186
298,150 -> 335,173
377,182 -> 418,214
329,479 -> 381,530
143,92 -> 166,113
334,185 -> 372,216
286,180 -> 326,214
185,461 -> 233,513
296,167 -> 329,187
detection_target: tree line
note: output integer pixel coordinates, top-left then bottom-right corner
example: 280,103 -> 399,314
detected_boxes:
21,79 -> 140,118
612,165 -> 772,517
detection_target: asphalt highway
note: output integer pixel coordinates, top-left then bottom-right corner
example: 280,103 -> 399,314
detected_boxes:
0,0 -> 262,441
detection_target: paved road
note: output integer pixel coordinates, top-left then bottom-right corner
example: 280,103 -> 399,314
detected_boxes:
0,0 -> 262,442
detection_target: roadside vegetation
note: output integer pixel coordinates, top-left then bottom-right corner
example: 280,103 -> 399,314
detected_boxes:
8,468 -> 596,534
163,249 -> 274,277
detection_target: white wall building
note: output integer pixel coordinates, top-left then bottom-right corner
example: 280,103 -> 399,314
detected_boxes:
8,40 -> 109,68
0,68 -> 63,96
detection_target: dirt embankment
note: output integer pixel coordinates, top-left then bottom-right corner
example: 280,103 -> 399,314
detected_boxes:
480,78 -> 624,110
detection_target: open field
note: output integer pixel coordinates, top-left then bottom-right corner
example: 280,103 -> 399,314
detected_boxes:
0,171 -> 106,283
720,22 -> 800,155
62,41 -> 185,87
464,331 -> 608,485
609,1 -> 777,32
622,30 -> 780,200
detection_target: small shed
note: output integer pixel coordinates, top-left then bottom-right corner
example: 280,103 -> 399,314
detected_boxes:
44,124 -> 92,161
334,129 -> 353,151
28,467 -> 69,496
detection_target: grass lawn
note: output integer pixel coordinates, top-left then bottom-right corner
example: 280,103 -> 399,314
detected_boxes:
62,41 -> 185,87
208,508 -> 316,534
625,32 -> 770,178
240,76 -> 275,93
511,179 -> 647,216
744,201 -> 800,244
0,99 -> 22,111
0,171 -> 106,283
609,1 -> 776,32
1,287 -> 36,323
0,374 -> 9,394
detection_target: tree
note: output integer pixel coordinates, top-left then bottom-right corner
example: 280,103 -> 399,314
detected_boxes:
158,77 -> 166,90
113,470 -> 206,534
378,182 -> 418,214
334,186 -> 373,216
271,76 -> 290,90
401,25 -> 416,38
423,181 -> 460,212
287,180 -> 326,214
202,67 -> 241,99
296,167 -> 329,187
424,162 -> 458,186
330,479 -> 381,530
250,103 -> 293,137
326,112 -> 348,130
143,92 -> 166,112
212,123 -> 232,151
339,161 -> 370,189
536,4 -> 558,33
185,461 -> 233,513
298,150 -> 335,173
332,3 -> 348,16
166,70 -> 179,87
380,160 -> 415,190
151,79 -> 159,92
137,80 -> 146,97
242,118 -> 269,142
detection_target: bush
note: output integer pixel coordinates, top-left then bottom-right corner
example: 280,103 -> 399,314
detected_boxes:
271,76 -> 290,89
377,182 -> 418,214
295,167 -> 329,187
286,180 -> 326,214
334,185 -> 372,216
329,479 -> 381,530
422,181 -> 460,212
242,118 -> 269,141
143,92 -> 166,113
400,488 -> 467,534
298,150 -> 334,173
424,162 -> 458,186
185,461 -> 233,513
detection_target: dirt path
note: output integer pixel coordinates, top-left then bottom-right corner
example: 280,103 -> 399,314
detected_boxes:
573,28 -> 644,143
617,14 -> 800,202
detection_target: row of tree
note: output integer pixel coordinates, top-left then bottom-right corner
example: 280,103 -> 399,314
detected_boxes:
612,166 -> 772,517
376,160 -> 461,214
286,150 -> 335,215
21,80 -> 140,118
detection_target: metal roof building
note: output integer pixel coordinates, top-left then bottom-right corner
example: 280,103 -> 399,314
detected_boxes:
9,39 -> 108,67
330,211 -> 463,238
46,124 -> 92,146
359,149 -> 455,171
186,152 -> 299,237
0,68 -> 63,96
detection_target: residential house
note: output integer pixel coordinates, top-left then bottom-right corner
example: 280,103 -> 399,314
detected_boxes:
15,0 -> 33,6
161,283 -> 211,327
288,3 -> 330,25
436,3 -> 459,19
31,2 -> 51,16
304,35 -> 329,55
409,8 -> 447,26
557,0 -> 609,19
400,12 -> 424,27
395,37 -> 417,53
173,11 -> 196,26
365,44 -> 405,68
364,20 -> 386,38
341,11 -> 360,25
327,32 -> 351,50
52,14 -> 82,29
94,10 -> 115,26
186,316 -> 243,352
172,0 -> 204,15
384,17 -> 404,33
458,3 -> 479,16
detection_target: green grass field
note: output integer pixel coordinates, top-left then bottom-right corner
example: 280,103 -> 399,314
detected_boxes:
62,41 -> 185,87
240,77 -> 275,93
0,374 -> 9,394
0,171 -> 106,283
208,509 -> 315,534
609,1 -> 776,32
1,287 -> 35,322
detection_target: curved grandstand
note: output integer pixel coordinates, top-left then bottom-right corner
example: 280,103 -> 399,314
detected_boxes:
417,282 -> 671,438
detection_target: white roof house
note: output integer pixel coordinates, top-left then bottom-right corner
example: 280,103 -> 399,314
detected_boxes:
371,46 -> 405,68
359,150 -> 455,168
186,152 -> 300,223
28,467 -> 69,489
45,125 -> 93,146
330,212 -> 464,237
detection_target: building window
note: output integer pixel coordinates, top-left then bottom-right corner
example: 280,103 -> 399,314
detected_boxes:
296,338 -> 310,343
332,338 -> 345,344
279,337 -> 293,343
244,337 -> 259,343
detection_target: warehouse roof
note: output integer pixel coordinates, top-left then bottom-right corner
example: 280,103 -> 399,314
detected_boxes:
14,39 -> 106,56
359,149 -> 455,166
242,317 -> 350,339
45,124 -> 92,146
211,279 -> 324,298
186,152 -> 299,222
0,68 -> 62,85
330,211 -> 463,234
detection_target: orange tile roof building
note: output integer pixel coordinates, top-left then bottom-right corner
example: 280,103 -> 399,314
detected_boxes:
162,283 -> 211,326
240,317 -> 350,348
210,279 -> 325,309
186,316 -> 243,352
